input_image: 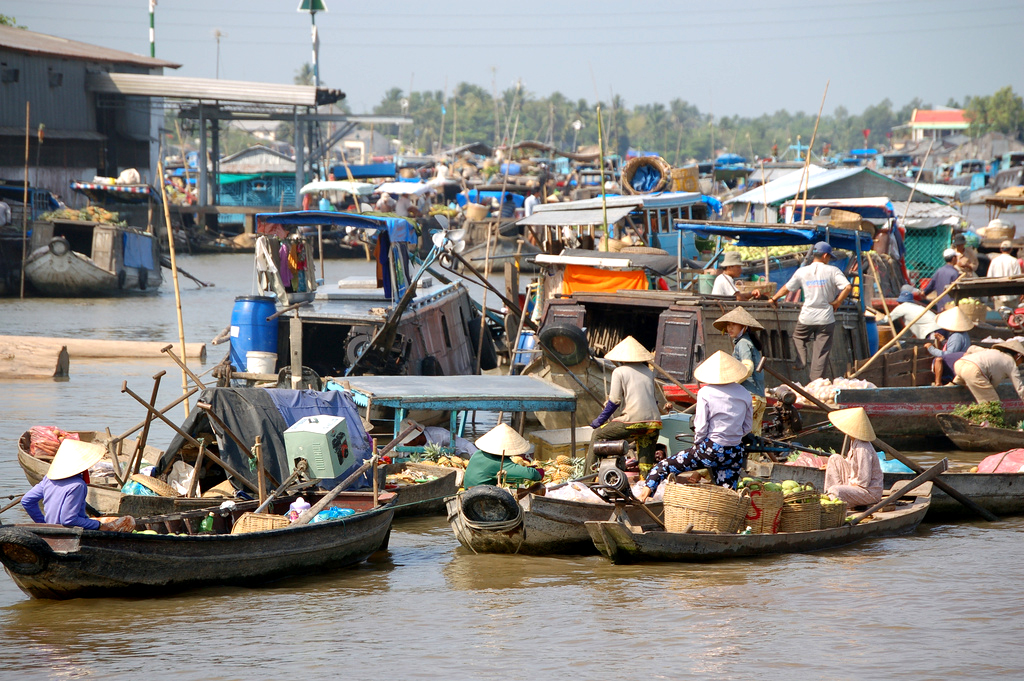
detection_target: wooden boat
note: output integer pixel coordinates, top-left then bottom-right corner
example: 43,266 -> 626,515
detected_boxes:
586,489 -> 930,564
380,461 -> 459,517
446,485 -> 664,555
747,459 -> 1024,520
0,491 -> 395,599
23,219 -> 162,296
936,413 -> 1024,452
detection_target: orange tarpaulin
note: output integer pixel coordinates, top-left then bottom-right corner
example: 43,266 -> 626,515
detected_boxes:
561,265 -> 649,295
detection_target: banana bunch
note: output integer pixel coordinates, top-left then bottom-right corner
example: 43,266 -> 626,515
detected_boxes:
820,496 -> 845,506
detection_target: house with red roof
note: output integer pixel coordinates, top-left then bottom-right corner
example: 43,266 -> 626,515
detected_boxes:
901,108 -> 970,141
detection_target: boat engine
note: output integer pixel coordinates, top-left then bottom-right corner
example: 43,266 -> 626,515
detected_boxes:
590,439 -> 634,502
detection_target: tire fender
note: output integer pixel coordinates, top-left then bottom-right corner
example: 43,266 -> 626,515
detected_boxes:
537,324 -> 590,367
460,485 -> 520,523
0,527 -> 53,576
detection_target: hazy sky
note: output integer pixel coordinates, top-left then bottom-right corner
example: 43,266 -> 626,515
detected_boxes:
7,0 -> 1024,119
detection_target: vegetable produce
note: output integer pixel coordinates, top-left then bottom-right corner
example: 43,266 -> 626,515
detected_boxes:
41,207 -> 125,225
952,401 -> 1005,428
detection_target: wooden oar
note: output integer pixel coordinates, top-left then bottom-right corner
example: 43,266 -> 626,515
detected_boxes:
762,363 -> 998,521
0,495 -> 24,515
848,458 -> 948,525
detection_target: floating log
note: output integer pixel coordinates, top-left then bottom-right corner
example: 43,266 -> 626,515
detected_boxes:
0,335 -> 206,361
0,340 -> 69,379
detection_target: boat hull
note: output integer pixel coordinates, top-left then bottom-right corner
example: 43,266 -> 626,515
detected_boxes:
24,247 -> 161,297
382,462 -> 459,517
935,413 -> 1024,452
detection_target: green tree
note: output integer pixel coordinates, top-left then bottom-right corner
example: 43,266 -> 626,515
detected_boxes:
966,86 -> 1024,138
0,15 -> 25,28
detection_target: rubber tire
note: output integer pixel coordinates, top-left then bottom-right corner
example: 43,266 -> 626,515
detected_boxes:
460,485 -> 520,523
48,237 -> 70,257
138,268 -> 148,291
0,527 -> 53,576
468,318 -> 499,371
537,324 -> 590,367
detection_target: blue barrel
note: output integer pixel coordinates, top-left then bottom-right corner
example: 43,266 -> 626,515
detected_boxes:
229,296 -> 278,370
864,314 -> 878,357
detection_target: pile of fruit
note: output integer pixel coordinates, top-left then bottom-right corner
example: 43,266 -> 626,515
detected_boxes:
820,496 -> 845,508
781,479 -> 817,499
430,455 -> 468,470
738,477 -> 783,492
723,245 -> 809,260
540,455 -> 580,485
429,205 -> 460,219
41,206 -> 125,225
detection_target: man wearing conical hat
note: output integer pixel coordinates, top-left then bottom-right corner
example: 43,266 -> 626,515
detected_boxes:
21,439 -> 135,532
713,307 -> 767,434
586,336 -> 667,470
823,407 -> 883,507
463,423 -> 543,488
951,340 -> 1024,405
639,351 -> 753,500
926,307 -> 975,386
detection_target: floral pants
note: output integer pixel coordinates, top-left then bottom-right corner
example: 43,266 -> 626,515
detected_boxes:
644,437 -> 746,490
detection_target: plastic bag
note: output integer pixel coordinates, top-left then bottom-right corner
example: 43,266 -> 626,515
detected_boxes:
546,481 -> 606,504
311,507 -> 356,524
630,479 -> 666,502
28,426 -> 80,459
167,461 -> 196,496
877,452 -> 915,473
121,480 -> 159,497
978,449 -> 1024,473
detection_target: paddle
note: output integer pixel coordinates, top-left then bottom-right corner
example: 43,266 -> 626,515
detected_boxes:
762,363 -> 998,522
848,458 -> 948,525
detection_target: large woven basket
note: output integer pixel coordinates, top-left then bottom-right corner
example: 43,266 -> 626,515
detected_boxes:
779,490 -> 822,532
958,299 -> 989,324
230,512 -> 290,535
744,486 -> 784,534
819,500 -> 848,529
663,480 -> 749,534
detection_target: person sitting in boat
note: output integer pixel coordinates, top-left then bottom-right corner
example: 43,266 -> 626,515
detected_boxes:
21,440 -> 135,532
883,285 -> 939,339
395,418 -> 476,458
926,307 -> 975,386
713,307 -> 767,435
952,340 -> 1024,405
463,424 -> 543,488
823,407 -> 883,507
639,351 -> 753,500
711,251 -> 761,300
586,336 -> 668,471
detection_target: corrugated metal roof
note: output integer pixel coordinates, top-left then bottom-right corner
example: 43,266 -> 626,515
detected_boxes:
533,191 -> 703,213
904,182 -> 971,201
86,72 -> 337,107
725,165 -> 837,205
517,205 -> 634,227
0,25 -> 178,68
219,145 -> 296,173
910,109 -> 967,125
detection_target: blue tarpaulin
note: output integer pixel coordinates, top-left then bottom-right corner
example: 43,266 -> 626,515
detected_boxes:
677,222 -> 873,252
332,162 -> 396,180
256,210 -> 419,246
456,190 -> 525,208
122,232 -> 154,270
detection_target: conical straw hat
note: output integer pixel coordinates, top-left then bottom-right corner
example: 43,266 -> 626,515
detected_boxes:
604,336 -> 654,363
713,307 -> 765,333
692,350 -> 748,385
935,306 -> 974,332
828,407 -> 876,442
994,339 -> 1024,358
47,439 -> 106,481
475,423 -> 532,457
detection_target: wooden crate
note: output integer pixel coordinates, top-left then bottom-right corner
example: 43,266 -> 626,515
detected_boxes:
849,345 -> 932,387
527,427 -> 593,461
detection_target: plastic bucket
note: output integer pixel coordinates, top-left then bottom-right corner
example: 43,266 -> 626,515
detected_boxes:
865,314 -> 879,356
246,351 -> 278,375
697,273 -> 716,295
229,296 -> 278,371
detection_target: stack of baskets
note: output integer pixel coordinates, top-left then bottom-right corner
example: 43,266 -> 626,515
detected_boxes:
664,479 -> 750,534
779,489 -> 821,532
743,483 -> 784,534
819,499 -> 849,529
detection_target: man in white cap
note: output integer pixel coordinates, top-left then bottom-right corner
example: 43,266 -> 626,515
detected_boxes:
711,251 -> 762,300
639,351 -> 752,499
823,407 -> 883,507
395,418 -> 476,458
921,249 -> 960,311
952,340 -> 1024,404
463,423 -> 543,488
587,336 -> 668,470
768,241 -> 853,380
21,440 -> 135,532
987,240 -> 1022,309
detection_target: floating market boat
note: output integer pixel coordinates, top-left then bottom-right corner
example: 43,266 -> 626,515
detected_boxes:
0,490 -> 395,599
936,413 -> 1024,452
380,461 -> 459,517
585,487 -> 930,564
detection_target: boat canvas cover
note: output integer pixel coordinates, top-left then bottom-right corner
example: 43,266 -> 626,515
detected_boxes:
562,264 -> 648,295
122,232 -> 154,270
678,222 -> 873,252
517,205 -> 634,228
257,210 -> 418,245
160,388 -> 374,492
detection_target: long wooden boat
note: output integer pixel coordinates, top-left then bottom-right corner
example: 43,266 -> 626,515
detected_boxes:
936,413 -> 1024,452
747,459 -> 1024,520
0,491 -> 395,599
446,486 -> 664,555
381,462 -> 459,517
586,491 -> 930,564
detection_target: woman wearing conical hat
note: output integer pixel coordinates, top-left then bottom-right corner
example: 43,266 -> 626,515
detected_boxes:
823,408 -> 883,507
586,336 -> 668,470
713,307 -> 766,435
463,423 -> 543,488
639,351 -> 753,500
926,306 -> 974,386
21,439 -> 135,532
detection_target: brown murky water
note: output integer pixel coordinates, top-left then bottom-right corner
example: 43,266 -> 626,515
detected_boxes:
1,254 -> 1022,680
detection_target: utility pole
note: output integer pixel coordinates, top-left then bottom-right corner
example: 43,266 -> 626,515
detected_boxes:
298,0 -> 328,88
149,0 -> 157,57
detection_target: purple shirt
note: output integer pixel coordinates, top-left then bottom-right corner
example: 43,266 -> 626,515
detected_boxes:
21,475 -> 100,530
923,264 -> 959,309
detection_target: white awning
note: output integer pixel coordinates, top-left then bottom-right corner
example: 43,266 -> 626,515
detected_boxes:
516,205 -> 634,227
534,254 -> 637,268
375,182 -> 433,196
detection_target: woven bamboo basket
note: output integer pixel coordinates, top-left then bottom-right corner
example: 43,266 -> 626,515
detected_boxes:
230,512 -> 290,535
129,473 -> 179,498
736,280 -> 778,297
744,487 -> 784,534
663,481 -> 749,534
621,155 -> 671,195
464,203 -> 489,221
958,299 -> 989,324
819,500 -> 848,529
779,490 -> 821,532
984,224 -> 1015,241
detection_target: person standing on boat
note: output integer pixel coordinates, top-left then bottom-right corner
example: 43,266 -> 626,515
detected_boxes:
921,249 -> 960,310
463,423 -> 543,488
951,340 -> 1024,405
823,407 -> 883,507
523,187 -> 541,217
768,242 -> 852,380
639,352 -> 752,499
711,252 -> 762,300
883,285 -> 939,339
952,232 -> 979,276
21,440 -> 135,532
926,307 -> 975,385
987,240 -> 1022,309
586,336 -> 668,470
713,308 -> 767,435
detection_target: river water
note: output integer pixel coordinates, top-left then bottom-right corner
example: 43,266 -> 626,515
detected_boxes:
0,254 -> 1022,680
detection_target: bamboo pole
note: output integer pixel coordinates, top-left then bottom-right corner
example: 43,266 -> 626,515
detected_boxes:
157,159 -> 191,417
20,101 -> 29,299
799,80 -> 830,224
597,105 -> 609,251
900,139 -> 935,226
849,271 -> 967,379
867,251 -> 899,344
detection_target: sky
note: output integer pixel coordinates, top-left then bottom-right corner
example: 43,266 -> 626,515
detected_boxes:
6,0 -> 1024,119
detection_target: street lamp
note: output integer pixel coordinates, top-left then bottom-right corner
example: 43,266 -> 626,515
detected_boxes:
297,0 -> 328,88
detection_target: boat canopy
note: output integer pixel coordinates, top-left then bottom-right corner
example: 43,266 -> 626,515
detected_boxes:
677,221 -> 873,252
331,162 -> 396,180
256,210 -> 418,245
517,205 -> 634,227
374,181 -> 433,196
70,182 -> 160,205
299,180 -> 376,196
